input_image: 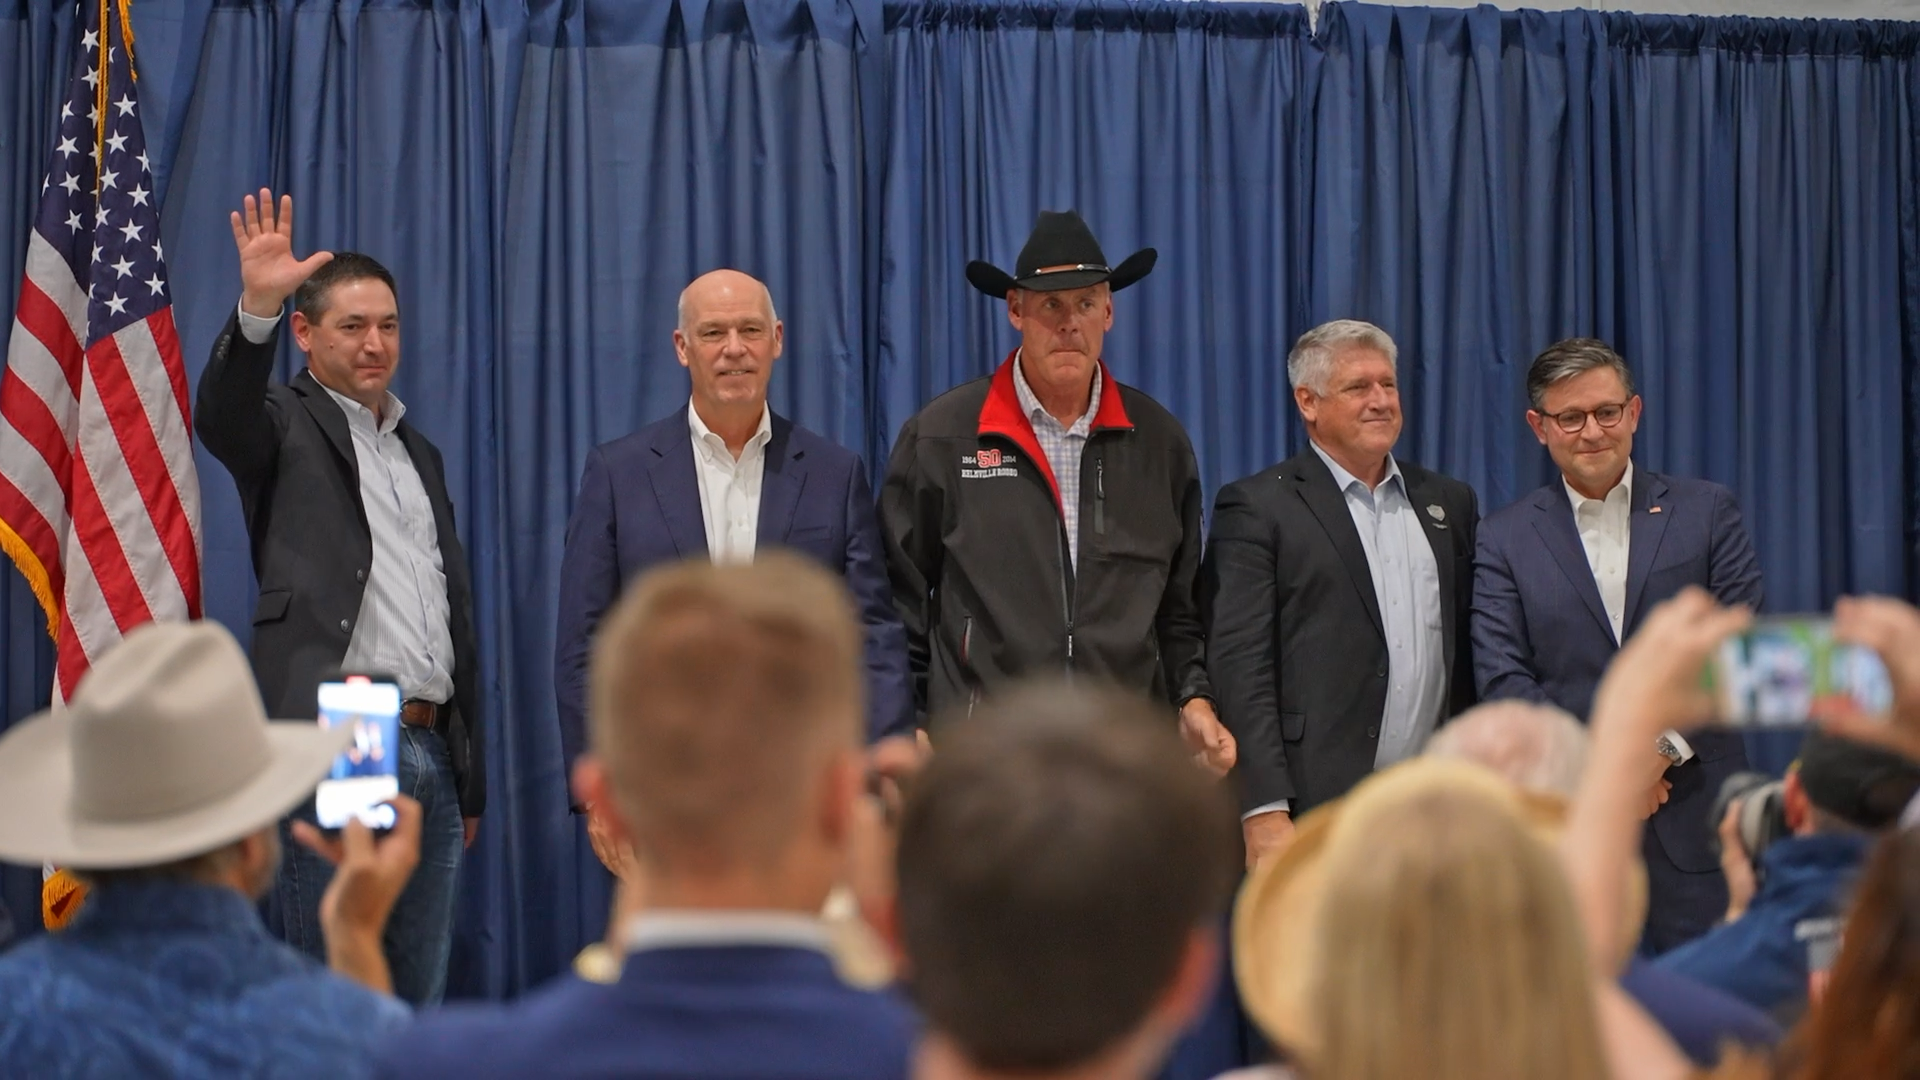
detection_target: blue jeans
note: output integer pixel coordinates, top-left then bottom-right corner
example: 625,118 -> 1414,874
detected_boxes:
275,724 -> 465,1005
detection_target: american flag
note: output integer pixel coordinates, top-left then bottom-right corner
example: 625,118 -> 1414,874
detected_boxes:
0,1 -> 201,700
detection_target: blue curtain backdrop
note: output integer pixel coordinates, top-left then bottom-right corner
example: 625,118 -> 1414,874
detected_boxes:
3,0 -> 1918,998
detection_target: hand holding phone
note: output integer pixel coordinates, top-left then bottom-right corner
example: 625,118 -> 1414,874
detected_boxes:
1704,617 -> 1893,728
290,793 -> 422,994
1817,596 -> 1920,765
315,676 -> 402,830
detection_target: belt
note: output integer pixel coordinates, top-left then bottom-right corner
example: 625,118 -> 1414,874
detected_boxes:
400,699 -> 444,729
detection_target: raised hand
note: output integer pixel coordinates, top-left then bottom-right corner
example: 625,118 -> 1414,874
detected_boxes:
1818,595 -> 1920,764
230,189 -> 332,319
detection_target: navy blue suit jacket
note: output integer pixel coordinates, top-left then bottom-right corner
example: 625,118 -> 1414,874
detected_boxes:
554,411 -> 914,770
1472,468 -> 1763,875
376,944 -> 917,1080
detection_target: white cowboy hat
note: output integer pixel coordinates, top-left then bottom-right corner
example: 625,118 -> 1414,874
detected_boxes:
0,620 -> 352,868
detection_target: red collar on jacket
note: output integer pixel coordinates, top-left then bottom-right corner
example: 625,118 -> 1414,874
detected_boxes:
976,350 -> 1133,511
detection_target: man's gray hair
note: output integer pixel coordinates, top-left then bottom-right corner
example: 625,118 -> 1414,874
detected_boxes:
677,276 -> 780,332
1423,700 -> 1590,799
1525,338 -> 1634,412
1287,319 -> 1399,395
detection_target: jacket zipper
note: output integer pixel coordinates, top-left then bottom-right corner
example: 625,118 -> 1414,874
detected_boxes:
961,616 -> 980,716
1060,524 -> 1074,679
1094,455 -> 1106,535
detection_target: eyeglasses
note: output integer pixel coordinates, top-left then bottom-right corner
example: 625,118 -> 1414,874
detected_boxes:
1543,401 -> 1629,435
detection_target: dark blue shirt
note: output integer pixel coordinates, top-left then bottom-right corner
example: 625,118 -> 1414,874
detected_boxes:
0,880 -> 409,1079
1655,832 -> 1871,1015
1620,956 -> 1781,1064
380,942 -> 916,1080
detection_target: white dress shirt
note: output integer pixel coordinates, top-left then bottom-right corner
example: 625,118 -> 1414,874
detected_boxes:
688,400 -> 773,564
1567,461 -> 1633,644
236,305 -> 455,704
1564,462 -> 1693,763
1247,445 -> 1448,820
623,910 -> 832,956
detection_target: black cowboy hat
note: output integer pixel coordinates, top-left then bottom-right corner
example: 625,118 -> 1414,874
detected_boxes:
965,210 -> 1157,297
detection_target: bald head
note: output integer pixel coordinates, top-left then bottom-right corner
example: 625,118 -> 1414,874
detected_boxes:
674,269 -> 784,429
677,268 -> 778,331
1422,701 -> 1590,799
586,552 -> 863,872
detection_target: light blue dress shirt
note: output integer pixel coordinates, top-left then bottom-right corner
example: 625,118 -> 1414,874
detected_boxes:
1311,442 -> 1448,768
1248,445 -> 1451,820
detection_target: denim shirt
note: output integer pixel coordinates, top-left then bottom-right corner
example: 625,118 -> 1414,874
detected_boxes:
0,880 -> 409,1079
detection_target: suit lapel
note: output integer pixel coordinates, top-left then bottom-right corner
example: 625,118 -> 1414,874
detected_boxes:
292,371 -> 366,519
1623,470 -> 1672,634
1291,452 -> 1384,639
1401,467 -> 1457,666
756,414 -> 804,549
396,422 -> 462,564
645,419 -> 710,559
294,370 -> 357,470
1529,485 -> 1614,640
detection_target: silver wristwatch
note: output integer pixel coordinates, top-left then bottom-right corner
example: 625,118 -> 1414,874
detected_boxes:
1655,734 -> 1683,765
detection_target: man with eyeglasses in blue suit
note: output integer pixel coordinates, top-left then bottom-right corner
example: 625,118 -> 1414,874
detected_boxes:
1471,337 -> 1764,956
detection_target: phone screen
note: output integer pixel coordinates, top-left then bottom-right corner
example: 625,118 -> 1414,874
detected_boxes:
315,678 -> 401,830
1707,617 -> 1894,727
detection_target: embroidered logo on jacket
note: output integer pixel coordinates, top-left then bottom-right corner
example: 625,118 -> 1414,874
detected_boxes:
962,448 -> 1019,479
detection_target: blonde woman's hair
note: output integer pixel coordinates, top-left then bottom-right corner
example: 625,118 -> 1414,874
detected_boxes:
1306,777 -> 1609,1080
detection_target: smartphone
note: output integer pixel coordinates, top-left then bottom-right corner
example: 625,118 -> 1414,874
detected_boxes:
1705,616 -> 1894,727
315,676 -> 402,830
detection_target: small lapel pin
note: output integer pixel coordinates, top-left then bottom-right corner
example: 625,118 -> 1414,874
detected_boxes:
1649,506 -> 1663,514
1426,504 -> 1445,522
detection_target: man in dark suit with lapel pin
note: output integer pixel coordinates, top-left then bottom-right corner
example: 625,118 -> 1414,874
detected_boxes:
1205,319 -> 1479,867
553,269 -> 912,798
1472,337 -> 1764,954
196,190 -> 483,1005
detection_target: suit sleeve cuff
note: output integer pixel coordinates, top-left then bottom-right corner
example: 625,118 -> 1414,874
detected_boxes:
236,302 -> 281,344
1243,800 -> 1289,820
1662,729 -> 1696,765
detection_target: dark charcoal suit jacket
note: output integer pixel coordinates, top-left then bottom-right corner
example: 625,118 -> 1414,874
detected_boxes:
196,311 -> 485,816
1205,448 -> 1478,816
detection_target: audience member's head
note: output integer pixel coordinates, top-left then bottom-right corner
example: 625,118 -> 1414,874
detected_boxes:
890,681 -> 1239,1078
0,620 -> 352,898
1238,760 -> 1609,1080
1784,826 -> 1920,1080
1784,731 -> 1920,839
574,552 -> 866,910
1423,700 -> 1590,799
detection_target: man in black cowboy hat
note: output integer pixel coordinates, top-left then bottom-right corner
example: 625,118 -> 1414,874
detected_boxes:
879,211 -> 1235,774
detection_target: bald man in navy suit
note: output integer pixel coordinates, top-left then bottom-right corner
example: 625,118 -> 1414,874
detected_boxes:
554,271 -> 913,786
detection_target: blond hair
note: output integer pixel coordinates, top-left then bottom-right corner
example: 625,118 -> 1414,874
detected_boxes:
1308,774 -> 1609,1080
587,552 -> 863,871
